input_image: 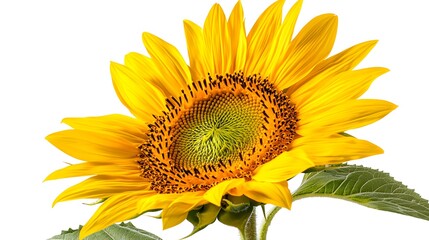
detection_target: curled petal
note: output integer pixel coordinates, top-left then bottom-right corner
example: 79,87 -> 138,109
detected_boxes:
253,149 -> 314,182
241,181 -> 292,209
204,178 -> 245,206
162,192 -> 207,229
79,190 -> 155,240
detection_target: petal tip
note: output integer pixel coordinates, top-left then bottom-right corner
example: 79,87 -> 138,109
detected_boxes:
318,13 -> 338,26
110,61 -> 123,73
142,32 -> 156,45
329,14 -> 339,24
378,67 -> 390,74
45,132 -> 60,145
367,39 -> 379,45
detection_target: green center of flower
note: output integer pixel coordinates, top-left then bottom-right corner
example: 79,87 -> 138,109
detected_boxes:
138,73 -> 298,194
170,92 -> 263,169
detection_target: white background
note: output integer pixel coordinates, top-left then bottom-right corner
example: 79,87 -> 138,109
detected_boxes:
1,0 -> 428,239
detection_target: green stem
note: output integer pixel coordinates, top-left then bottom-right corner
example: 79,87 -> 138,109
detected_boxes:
259,206 -> 281,240
240,208 -> 257,240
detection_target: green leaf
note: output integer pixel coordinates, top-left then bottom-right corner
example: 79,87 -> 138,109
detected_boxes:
49,227 -> 81,240
186,203 -> 221,238
303,164 -> 342,173
49,222 -> 162,240
293,164 -> 429,221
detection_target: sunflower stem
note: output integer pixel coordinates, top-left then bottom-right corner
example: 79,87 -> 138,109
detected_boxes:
259,206 -> 281,240
240,208 -> 257,240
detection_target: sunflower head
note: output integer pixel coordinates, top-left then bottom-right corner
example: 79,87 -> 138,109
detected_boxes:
46,0 -> 396,239
139,72 -> 299,194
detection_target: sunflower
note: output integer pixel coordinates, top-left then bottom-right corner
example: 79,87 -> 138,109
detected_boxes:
46,0 -> 396,239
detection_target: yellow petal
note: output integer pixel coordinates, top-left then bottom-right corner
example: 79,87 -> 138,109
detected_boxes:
245,0 -> 284,75
292,135 -> 384,165
124,52 -> 178,97
273,14 -> 338,90
287,40 -> 378,95
111,62 -> 167,122
253,149 -> 314,182
298,99 -> 397,136
62,114 -> 147,144
138,193 -> 180,214
143,32 -> 192,89
294,67 -> 389,115
162,192 -> 206,229
261,0 -> 303,77
79,190 -> 155,240
204,178 -> 245,206
45,161 -> 140,180
52,175 -> 149,206
241,181 -> 292,209
184,20 -> 209,81
203,3 -> 231,75
46,129 -> 138,162
228,0 -> 246,71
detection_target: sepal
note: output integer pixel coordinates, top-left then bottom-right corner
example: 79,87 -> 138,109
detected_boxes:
217,195 -> 254,232
185,203 -> 221,238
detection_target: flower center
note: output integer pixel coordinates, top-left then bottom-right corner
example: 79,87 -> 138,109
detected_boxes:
138,73 -> 298,193
170,92 -> 263,169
